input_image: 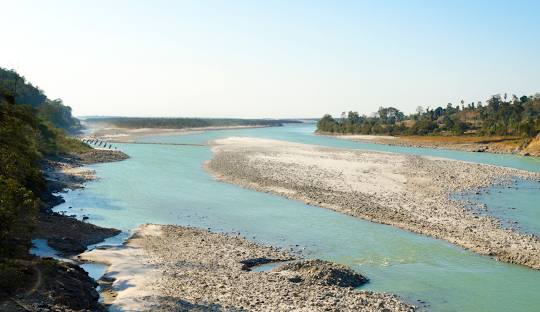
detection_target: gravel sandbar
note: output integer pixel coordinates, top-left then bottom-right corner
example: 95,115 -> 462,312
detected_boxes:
81,224 -> 415,311
207,137 -> 540,269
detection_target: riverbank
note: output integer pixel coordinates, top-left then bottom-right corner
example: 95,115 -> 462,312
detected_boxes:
321,132 -> 540,156
4,148 -> 130,310
80,224 -> 415,311
35,149 -> 128,255
0,257 -> 106,312
207,137 -> 540,269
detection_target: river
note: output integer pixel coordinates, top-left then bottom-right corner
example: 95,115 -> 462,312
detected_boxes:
54,123 -> 540,312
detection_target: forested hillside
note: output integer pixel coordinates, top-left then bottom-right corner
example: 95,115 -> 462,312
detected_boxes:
0,68 -> 82,132
0,73 -> 89,296
84,117 -> 301,129
317,94 -> 540,138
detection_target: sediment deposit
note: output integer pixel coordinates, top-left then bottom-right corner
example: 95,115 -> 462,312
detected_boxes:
207,137 -> 540,269
81,224 -> 414,311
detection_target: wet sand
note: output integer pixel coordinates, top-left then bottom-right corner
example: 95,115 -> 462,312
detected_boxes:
207,137 -> 540,269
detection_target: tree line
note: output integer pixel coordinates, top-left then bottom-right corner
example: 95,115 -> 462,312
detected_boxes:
317,93 -> 540,137
85,117 -> 302,129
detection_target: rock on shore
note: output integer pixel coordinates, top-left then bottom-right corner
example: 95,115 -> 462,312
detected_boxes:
0,258 -> 106,312
207,137 -> 540,269
41,149 -> 129,196
76,149 -> 130,164
14,148 -> 127,310
34,212 -> 121,256
35,148 -> 126,255
275,259 -> 369,287
81,224 -> 415,312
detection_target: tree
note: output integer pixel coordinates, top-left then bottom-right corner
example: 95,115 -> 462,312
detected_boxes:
317,114 -> 338,133
378,107 -> 405,124
316,92 -> 540,138
347,111 -> 361,124
0,67 -> 80,132
0,82 -> 90,259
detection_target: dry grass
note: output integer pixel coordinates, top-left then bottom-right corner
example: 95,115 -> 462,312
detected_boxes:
397,135 -> 525,145
330,133 -> 535,155
523,134 -> 540,156
387,135 -> 529,153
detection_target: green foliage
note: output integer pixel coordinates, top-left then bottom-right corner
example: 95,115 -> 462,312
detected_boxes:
85,117 -> 301,129
0,68 -> 46,107
0,85 -> 88,260
317,108 -> 410,135
38,99 -> 81,132
377,107 -> 405,125
0,67 -> 81,132
317,94 -> 540,137
0,101 -> 44,191
0,177 -> 39,257
0,69 -> 89,297
53,131 -> 91,154
478,95 -> 540,137
409,119 -> 438,135
36,120 -> 90,156
0,99 -> 42,258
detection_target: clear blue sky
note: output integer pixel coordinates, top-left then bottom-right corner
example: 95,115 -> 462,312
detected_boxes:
1,0 -> 539,118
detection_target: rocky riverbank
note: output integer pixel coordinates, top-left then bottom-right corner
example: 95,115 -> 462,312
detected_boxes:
35,149 -> 128,255
0,258 -> 105,312
34,213 -> 121,256
8,148 -> 130,311
207,137 -> 540,269
80,224 -> 415,311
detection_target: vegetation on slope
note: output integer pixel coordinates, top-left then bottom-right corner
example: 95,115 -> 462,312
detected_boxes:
84,116 -> 301,129
317,94 -> 540,138
0,68 -> 82,133
0,71 -> 90,298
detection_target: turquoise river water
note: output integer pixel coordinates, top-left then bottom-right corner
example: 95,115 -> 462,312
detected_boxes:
54,123 -> 540,312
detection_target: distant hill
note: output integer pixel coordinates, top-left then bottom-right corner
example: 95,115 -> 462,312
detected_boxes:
84,117 -> 302,129
0,68 -> 81,132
